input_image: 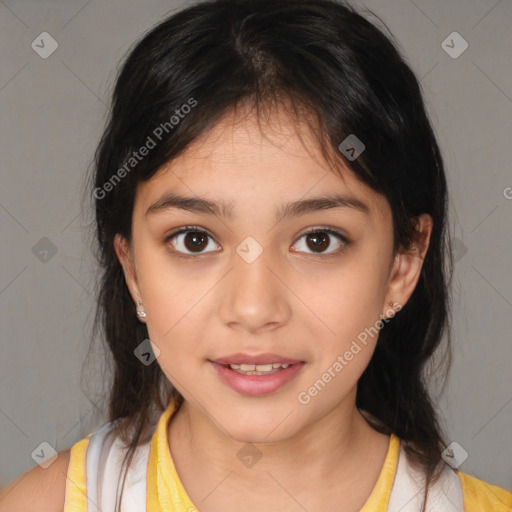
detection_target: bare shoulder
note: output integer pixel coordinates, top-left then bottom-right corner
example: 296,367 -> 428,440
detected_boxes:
0,449 -> 71,512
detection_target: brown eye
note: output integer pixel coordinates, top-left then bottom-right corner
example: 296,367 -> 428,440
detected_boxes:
183,231 -> 208,252
292,228 -> 348,255
166,227 -> 219,255
305,231 -> 331,252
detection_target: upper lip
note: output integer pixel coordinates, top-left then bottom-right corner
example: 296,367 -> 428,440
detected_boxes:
211,353 -> 304,365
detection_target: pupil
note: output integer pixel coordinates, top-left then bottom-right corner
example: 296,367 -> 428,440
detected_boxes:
185,232 -> 207,252
307,232 -> 329,252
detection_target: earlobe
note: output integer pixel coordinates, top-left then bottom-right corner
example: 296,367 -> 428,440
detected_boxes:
383,214 -> 433,316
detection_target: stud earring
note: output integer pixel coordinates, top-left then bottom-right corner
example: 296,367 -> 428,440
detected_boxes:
384,301 -> 396,320
136,301 -> 147,319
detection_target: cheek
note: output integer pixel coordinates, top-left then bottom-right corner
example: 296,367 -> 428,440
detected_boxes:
295,272 -> 385,407
291,261 -> 388,400
295,258 -> 387,340
134,248 -> 199,352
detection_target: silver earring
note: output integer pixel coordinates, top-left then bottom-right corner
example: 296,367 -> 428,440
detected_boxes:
136,301 -> 147,318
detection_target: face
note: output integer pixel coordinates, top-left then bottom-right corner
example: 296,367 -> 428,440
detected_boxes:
115,107 -> 432,443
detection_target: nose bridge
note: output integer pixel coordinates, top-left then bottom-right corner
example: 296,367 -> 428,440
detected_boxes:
218,240 -> 289,332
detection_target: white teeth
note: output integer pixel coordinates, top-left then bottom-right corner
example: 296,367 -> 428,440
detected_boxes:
228,362 -> 293,374
255,364 -> 273,372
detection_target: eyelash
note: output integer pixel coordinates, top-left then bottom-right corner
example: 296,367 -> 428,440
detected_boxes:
164,225 -> 350,259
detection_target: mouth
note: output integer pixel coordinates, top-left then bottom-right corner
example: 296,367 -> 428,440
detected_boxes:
208,359 -> 306,396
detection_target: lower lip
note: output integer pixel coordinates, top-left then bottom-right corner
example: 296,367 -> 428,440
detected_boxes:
209,361 -> 305,396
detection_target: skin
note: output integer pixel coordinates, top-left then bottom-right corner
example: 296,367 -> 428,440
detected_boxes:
114,105 -> 432,512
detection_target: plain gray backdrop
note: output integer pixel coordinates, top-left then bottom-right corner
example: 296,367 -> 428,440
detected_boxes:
1,0 -> 511,494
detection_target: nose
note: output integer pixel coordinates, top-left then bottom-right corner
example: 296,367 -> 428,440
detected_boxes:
217,245 -> 291,335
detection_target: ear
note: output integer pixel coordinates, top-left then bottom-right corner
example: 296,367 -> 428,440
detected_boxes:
382,213 -> 433,318
113,234 -> 145,318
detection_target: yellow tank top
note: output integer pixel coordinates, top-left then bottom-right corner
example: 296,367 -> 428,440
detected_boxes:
64,398 -> 512,511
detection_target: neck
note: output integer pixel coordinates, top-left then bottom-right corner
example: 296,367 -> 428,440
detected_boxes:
167,391 -> 389,503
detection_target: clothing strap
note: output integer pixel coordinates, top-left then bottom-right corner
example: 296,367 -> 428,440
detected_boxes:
85,421 -> 115,512
388,443 -> 465,511
85,420 -> 150,512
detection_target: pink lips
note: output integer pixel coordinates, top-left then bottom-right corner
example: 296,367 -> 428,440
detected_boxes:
209,358 -> 306,396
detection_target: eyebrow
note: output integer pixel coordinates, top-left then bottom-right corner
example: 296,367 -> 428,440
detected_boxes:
145,192 -> 370,223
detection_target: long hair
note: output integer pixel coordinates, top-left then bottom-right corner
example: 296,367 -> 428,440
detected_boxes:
81,1 -> 454,509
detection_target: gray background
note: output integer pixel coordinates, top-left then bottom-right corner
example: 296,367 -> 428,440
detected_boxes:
1,0 -> 511,495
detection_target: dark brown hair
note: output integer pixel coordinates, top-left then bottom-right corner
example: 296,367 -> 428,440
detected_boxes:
81,1 -> 454,510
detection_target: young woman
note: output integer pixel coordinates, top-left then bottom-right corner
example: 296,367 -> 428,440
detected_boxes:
1,0 -> 511,511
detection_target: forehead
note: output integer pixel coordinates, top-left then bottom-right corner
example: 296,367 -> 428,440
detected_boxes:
134,107 -> 391,224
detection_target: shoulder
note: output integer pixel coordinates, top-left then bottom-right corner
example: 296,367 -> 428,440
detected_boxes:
456,470 -> 512,512
0,448 -> 71,512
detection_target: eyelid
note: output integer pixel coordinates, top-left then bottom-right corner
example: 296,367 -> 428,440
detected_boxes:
165,225 -> 215,240
299,225 -> 349,240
